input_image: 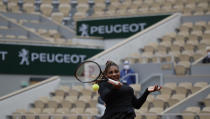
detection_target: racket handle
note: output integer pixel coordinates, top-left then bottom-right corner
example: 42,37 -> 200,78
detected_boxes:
107,79 -> 121,86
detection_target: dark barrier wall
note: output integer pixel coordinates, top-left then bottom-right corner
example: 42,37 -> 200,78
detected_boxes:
76,14 -> 170,39
0,44 -> 103,75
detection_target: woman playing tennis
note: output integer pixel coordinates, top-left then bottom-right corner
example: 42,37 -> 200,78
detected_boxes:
98,60 -> 161,119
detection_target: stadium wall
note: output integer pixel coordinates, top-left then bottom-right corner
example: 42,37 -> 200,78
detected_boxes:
0,76 -> 60,119
0,75 -> 76,97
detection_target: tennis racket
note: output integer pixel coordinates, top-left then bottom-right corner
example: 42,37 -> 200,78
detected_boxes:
74,61 -> 120,85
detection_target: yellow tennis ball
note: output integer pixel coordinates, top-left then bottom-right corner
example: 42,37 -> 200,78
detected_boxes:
92,84 -> 99,91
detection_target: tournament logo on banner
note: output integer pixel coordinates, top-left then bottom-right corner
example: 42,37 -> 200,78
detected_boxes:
0,44 -> 103,75
76,14 -> 170,39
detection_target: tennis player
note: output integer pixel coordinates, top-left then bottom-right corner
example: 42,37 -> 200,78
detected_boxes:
98,60 -> 161,119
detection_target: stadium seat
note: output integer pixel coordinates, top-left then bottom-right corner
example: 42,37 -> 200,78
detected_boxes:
59,0 -> 71,4
5,34 -> 16,39
82,115 -> 97,119
84,107 -> 98,115
104,10 -> 116,16
150,4 -> 161,13
182,22 -> 193,29
74,100 -> 88,109
178,82 -> 193,90
171,94 -> 186,101
159,87 -> 173,96
181,114 -> 196,119
8,2 -> 20,13
191,30 -> 203,36
53,108 -> 69,119
25,108 -> 41,119
17,35 -> 28,40
174,64 -> 187,75
138,4 -> 150,14
77,0 -> 89,4
116,9 -> 127,16
135,115 -> 145,119
94,3 -> 106,11
197,1 -> 208,10
182,8 -> 193,16
159,40 -> 172,48
182,106 -> 200,119
173,35 -> 186,47
70,107 -> 84,114
54,86 -> 70,97
127,5 -> 138,15
64,95 -> 78,102
51,12 -> 64,24
130,84 -> 141,95
39,108 -> 56,119
73,12 -> 87,21
186,35 -> 199,46
194,8 -> 206,16
164,82 -> 177,90
200,107 -> 210,113
149,107 -> 164,113
12,109 -> 26,119
0,1 -> 6,12
47,96 -> 63,108
42,0 -> 52,4
176,54 -> 191,68
161,2 -> 173,13
169,45 -> 182,57
144,0 -> 153,5
87,100 -> 97,108
204,25 -> 210,34
147,107 -> 163,119
34,96 -> 49,109
150,99 -> 166,109
173,2 -> 184,12
182,44 -> 196,57
40,4 -> 53,17
166,98 -> 179,107
23,3 -> 35,13
59,4 -> 71,17
155,45 -> 168,57
147,95 -> 155,102
202,98 -> 210,107
141,101 -> 151,110
190,87 -> 201,94
61,98 -> 73,109
174,87 -> 189,96
194,82 -> 208,88
78,95 -> 92,102
72,85 -> 84,92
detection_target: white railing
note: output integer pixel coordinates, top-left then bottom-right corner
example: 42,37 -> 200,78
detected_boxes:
120,73 -> 139,84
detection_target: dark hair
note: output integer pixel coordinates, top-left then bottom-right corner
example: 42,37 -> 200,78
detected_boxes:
103,60 -> 119,76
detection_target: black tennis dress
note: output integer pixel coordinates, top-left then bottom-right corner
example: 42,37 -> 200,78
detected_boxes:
98,81 -> 150,119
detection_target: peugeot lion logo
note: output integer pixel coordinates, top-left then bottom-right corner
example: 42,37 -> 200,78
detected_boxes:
79,24 -> 89,37
18,48 -> 30,66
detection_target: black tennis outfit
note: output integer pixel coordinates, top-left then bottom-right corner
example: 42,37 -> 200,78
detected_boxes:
98,81 -> 150,119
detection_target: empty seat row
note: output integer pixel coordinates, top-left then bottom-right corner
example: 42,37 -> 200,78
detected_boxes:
12,107 -> 98,119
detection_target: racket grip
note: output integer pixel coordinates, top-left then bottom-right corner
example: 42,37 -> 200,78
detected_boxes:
107,79 -> 121,86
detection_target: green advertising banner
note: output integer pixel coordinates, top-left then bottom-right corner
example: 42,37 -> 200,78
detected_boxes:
76,14 -> 170,39
0,44 -> 103,75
